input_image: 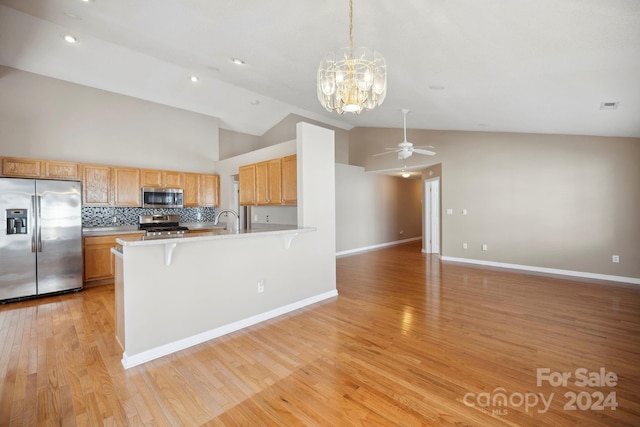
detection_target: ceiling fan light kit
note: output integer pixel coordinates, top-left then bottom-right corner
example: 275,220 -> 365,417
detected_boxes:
317,0 -> 387,114
372,109 -> 436,160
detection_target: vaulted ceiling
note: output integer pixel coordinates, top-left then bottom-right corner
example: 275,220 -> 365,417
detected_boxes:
1,0 -> 639,137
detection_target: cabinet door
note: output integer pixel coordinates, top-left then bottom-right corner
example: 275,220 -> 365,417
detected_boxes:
141,169 -> 163,187
281,155 -> 297,205
1,157 -> 42,177
255,161 -> 269,205
183,173 -> 200,207
44,160 -> 80,180
113,168 -> 141,206
82,165 -> 112,206
267,158 -> 282,205
84,234 -> 143,285
200,174 -> 220,207
239,164 -> 256,205
83,236 -> 116,282
164,171 -> 183,188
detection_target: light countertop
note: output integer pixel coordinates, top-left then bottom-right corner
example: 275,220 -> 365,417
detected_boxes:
82,222 -> 226,236
116,226 -> 315,247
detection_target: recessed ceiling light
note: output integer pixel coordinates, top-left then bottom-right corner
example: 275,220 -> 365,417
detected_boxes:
63,34 -> 78,44
600,101 -> 619,110
189,76 -> 199,83
231,58 -> 245,66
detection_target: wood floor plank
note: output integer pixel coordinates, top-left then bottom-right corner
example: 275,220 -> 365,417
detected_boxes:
1,241 -> 639,425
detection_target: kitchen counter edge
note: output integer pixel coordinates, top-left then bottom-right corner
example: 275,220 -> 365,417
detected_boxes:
116,227 -> 317,247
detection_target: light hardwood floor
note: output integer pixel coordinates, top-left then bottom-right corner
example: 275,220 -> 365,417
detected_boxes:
1,241 -> 639,426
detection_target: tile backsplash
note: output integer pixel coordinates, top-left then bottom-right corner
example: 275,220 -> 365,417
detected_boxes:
82,206 -> 216,227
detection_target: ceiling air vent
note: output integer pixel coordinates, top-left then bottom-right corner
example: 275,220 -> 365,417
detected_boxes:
600,101 -> 619,110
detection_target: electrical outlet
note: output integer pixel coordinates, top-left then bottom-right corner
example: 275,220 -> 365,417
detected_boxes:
257,279 -> 265,293
482,244 -> 488,251
266,215 -> 270,223
462,209 -> 468,215
463,242 -> 468,249
196,212 -> 202,220
612,255 -> 620,263
446,208 -> 453,215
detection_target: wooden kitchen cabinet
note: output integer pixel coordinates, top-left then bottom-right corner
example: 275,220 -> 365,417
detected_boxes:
83,233 -> 143,286
199,174 -> 220,207
141,169 -> 163,187
44,160 -> 80,180
256,159 -> 282,205
1,157 -> 80,180
183,173 -> 200,207
164,170 -> 183,188
281,155 -> 297,205
82,164 -> 112,206
240,156 -> 295,206
113,167 -> 140,206
239,164 -> 256,205
1,157 -> 42,177
141,169 -> 183,188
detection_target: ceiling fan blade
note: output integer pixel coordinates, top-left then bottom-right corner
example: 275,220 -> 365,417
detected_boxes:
412,148 -> 436,156
413,145 -> 435,149
373,150 -> 399,157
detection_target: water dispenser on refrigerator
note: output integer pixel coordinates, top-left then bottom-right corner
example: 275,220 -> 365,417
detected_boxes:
6,209 -> 28,235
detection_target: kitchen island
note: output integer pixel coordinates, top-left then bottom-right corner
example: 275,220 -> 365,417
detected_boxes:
113,225 -> 335,368
114,122 -> 337,369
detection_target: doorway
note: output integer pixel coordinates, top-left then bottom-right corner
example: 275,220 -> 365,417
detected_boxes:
423,177 -> 440,254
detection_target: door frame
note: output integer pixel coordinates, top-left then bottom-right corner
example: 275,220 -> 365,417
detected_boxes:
423,177 -> 440,254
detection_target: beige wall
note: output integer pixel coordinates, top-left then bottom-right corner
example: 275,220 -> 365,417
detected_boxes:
0,66 -> 219,173
335,164 -> 422,253
220,113 -> 350,164
350,128 -> 640,279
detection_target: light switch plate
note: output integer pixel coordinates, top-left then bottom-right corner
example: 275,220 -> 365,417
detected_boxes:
447,208 -> 453,215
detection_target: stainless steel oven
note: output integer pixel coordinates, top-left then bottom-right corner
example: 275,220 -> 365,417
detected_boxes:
141,187 -> 184,208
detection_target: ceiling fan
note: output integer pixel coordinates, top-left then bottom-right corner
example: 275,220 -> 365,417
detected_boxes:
373,109 -> 436,160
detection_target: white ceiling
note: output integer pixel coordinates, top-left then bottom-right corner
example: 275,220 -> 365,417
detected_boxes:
1,0 -> 639,137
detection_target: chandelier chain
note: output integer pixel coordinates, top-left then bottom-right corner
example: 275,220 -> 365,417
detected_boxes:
349,0 -> 353,51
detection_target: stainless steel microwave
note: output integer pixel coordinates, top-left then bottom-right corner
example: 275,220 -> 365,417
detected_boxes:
141,187 -> 184,208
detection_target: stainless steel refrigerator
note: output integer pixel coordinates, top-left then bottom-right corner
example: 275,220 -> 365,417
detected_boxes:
0,178 -> 83,302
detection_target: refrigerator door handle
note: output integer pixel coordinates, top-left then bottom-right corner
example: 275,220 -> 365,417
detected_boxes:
31,195 -> 37,252
36,195 -> 43,252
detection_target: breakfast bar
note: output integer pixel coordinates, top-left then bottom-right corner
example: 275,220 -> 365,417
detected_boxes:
113,225 -> 336,369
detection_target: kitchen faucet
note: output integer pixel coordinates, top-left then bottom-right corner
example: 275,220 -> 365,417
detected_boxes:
214,209 -> 239,231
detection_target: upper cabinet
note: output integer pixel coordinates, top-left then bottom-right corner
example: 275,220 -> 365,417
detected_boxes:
239,155 -> 296,206
256,159 -> 282,205
2,156 -> 218,207
1,157 -> 80,180
183,173 -> 200,207
141,169 -> 184,188
112,167 -> 140,207
200,174 -> 220,207
281,155 -> 297,205
83,165 -> 112,206
182,173 -> 219,207
239,164 -> 256,206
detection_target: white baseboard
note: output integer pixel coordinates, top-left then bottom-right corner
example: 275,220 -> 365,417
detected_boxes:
440,256 -> 640,285
336,237 -> 422,257
121,289 -> 339,369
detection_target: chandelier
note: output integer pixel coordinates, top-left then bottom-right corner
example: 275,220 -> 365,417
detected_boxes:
317,0 -> 387,114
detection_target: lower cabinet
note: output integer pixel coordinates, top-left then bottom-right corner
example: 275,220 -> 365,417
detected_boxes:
83,233 -> 144,286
